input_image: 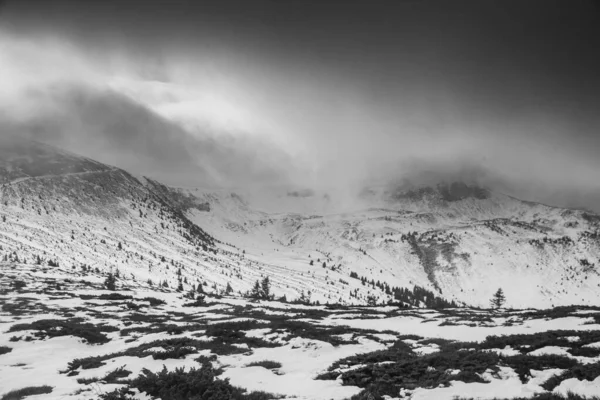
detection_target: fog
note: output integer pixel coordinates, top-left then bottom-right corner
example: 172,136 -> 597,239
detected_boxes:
1,1 -> 600,211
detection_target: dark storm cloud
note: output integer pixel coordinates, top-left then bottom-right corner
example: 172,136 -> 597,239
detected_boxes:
1,0 -> 600,209
0,83 -> 295,187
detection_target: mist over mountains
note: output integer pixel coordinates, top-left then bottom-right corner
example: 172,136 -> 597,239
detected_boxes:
1,0 -> 600,212
1,75 -> 599,214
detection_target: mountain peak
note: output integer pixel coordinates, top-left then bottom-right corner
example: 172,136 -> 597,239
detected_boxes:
387,181 -> 491,204
0,137 -> 110,184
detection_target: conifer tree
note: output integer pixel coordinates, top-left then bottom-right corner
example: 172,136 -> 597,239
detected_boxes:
104,273 -> 116,291
261,276 -> 272,300
490,288 -> 506,309
249,280 -> 262,299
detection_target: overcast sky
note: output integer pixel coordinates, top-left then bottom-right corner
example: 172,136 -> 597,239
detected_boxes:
1,0 -> 600,210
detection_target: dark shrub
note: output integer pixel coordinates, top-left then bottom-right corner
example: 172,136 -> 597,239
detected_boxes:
542,361 -> 600,391
1,386 -> 53,400
98,387 -> 136,400
142,297 -> 166,306
503,354 -> 578,382
98,293 -> 132,301
8,319 -> 117,344
131,364 -> 280,399
245,360 -> 282,370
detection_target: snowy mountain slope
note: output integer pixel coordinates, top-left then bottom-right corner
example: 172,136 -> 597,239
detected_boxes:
179,182 -> 600,308
0,138 -> 109,184
1,139 -> 600,308
0,141 -> 403,305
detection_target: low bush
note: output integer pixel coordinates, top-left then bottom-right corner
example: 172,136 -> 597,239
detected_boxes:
1,386 -> 53,400
77,365 -> 132,385
129,364 -> 281,399
318,339 -> 414,378
152,346 -> 197,360
98,293 -> 133,301
542,361 -> 600,391
8,319 -> 118,344
245,360 -> 282,370
443,393 -> 600,400
503,354 -> 578,382
321,327 -> 600,400
0,346 -> 12,355
142,297 -> 166,306
205,321 -> 279,349
64,336 -> 249,373
568,346 -> 600,357
98,387 -> 136,400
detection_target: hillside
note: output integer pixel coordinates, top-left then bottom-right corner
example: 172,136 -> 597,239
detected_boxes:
1,140 -> 600,308
181,182 -> 600,308
2,263 -> 600,400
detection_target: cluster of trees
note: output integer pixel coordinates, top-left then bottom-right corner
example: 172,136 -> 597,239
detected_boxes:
392,286 -> 458,309
528,236 -> 574,248
247,277 -> 273,300
349,271 -> 458,308
243,276 -> 313,305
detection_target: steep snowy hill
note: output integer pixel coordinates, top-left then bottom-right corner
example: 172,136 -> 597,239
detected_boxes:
1,140 -> 599,308
0,140 -> 408,306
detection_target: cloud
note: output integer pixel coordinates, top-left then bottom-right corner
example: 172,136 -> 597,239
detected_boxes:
1,2 -> 600,212
0,31 -> 302,188
1,83 -> 301,188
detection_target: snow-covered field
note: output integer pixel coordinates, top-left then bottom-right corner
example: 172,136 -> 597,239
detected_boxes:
2,264 -> 600,400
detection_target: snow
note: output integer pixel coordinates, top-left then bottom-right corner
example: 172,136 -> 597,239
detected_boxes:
410,367 -> 546,400
528,346 -> 572,357
554,376 -> 600,398
219,337 -> 386,400
2,270 -> 600,400
318,314 -> 600,342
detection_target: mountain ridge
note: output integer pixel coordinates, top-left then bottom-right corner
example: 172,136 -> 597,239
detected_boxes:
1,139 -> 599,308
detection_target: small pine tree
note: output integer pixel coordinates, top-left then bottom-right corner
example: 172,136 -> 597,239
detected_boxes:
297,290 -> 311,305
225,282 -> 233,295
104,273 -> 117,291
366,294 -> 378,306
261,276 -> 272,300
195,293 -> 206,305
490,288 -> 506,309
249,280 -> 262,299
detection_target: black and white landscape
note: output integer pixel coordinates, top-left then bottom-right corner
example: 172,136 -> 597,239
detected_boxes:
1,1 -> 600,400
